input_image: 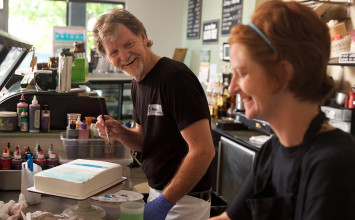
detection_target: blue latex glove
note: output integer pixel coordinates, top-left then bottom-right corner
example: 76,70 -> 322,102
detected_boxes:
144,194 -> 175,220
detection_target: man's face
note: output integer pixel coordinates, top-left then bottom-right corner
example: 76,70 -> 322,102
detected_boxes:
102,24 -> 148,80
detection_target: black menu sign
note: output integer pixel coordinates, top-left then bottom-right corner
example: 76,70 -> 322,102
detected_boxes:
202,20 -> 219,44
187,0 -> 202,39
221,0 -> 243,36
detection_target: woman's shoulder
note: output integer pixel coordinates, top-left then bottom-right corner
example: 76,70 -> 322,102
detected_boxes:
306,128 -> 355,164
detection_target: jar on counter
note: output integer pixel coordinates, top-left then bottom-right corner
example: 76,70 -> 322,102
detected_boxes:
0,111 -> 17,132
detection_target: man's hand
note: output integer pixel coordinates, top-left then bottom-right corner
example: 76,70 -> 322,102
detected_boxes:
144,194 -> 175,220
209,212 -> 231,220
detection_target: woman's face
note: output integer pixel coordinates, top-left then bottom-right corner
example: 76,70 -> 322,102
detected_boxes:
229,43 -> 283,121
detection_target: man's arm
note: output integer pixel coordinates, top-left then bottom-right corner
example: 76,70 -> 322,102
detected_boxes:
161,118 -> 215,203
209,212 -> 231,220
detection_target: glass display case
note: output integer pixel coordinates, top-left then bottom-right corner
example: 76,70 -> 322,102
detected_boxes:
87,74 -> 133,121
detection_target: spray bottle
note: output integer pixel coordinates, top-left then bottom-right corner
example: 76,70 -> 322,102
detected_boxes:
29,95 -> 40,132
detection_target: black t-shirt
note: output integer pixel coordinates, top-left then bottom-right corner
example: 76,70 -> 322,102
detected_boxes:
131,57 -> 212,192
227,129 -> 355,220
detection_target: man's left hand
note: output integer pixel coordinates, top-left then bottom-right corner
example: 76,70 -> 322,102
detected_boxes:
144,194 -> 175,220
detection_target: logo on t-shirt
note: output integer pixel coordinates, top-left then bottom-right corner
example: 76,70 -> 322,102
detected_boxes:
147,104 -> 164,116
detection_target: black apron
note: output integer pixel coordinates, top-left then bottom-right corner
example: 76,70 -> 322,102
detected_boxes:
246,112 -> 326,220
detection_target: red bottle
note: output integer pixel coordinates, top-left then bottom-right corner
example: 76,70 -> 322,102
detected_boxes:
34,149 -> 47,170
1,146 -> 12,170
12,146 -> 23,170
47,145 -> 59,168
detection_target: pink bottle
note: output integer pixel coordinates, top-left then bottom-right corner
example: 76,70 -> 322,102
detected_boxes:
17,94 -> 28,130
47,144 -> 59,168
78,122 -> 89,158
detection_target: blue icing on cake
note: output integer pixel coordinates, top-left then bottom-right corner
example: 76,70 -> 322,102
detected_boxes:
72,163 -> 109,169
37,167 -> 100,183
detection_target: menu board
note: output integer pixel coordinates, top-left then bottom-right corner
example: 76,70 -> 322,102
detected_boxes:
187,0 -> 202,39
221,0 -> 243,36
202,20 -> 219,44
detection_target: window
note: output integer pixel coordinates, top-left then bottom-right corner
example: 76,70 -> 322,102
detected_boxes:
8,0 -> 66,63
86,2 -> 124,57
8,0 -> 124,67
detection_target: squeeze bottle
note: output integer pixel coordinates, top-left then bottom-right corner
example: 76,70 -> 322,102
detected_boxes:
41,104 -> 50,132
29,95 -> 40,132
17,94 -> 28,130
0,146 -> 11,170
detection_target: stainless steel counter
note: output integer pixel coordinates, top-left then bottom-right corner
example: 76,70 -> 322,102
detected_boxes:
0,179 -> 141,219
211,120 -> 267,152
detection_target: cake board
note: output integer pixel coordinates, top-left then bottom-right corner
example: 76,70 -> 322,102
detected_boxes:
28,177 -> 127,219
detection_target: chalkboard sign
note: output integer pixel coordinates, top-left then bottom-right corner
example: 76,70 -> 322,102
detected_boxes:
187,0 -> 202,39
221,0 -> 243,36
202,20 -> 219,44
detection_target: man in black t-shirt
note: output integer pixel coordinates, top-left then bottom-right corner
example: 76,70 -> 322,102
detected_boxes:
93,9 -> 215,220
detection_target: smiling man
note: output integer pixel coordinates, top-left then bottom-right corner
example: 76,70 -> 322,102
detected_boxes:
93,9 -> 215,220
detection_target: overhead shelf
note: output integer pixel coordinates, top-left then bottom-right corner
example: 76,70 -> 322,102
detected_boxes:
328,57 -> 355,66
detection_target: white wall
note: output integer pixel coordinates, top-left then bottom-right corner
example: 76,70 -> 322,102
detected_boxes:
125,0 -> 185,58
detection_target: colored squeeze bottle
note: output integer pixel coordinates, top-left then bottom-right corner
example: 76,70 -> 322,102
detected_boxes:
12,146 -> 24,170
33,143 -> 41,160
1,146 -> 12,170
47,145 -> 59,168
85,117 -> 93,127
41,104 -> 50,132
20,111 -> 29,132
76,116 -> 82,129
17,94 -> 28,130
66,123 -> 79,158
78,122 -> 89,158
23,146 -> 33,161
34,149 -> 47,170
47,144 -> 53,159
29,95 -> 41,132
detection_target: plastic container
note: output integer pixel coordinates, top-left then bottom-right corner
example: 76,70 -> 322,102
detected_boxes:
60,132 -> 130,159
0,111 -> 17,132
120,201 -> 144,220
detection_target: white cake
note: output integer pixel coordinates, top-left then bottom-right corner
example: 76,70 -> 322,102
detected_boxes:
34,159 -> 122,198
